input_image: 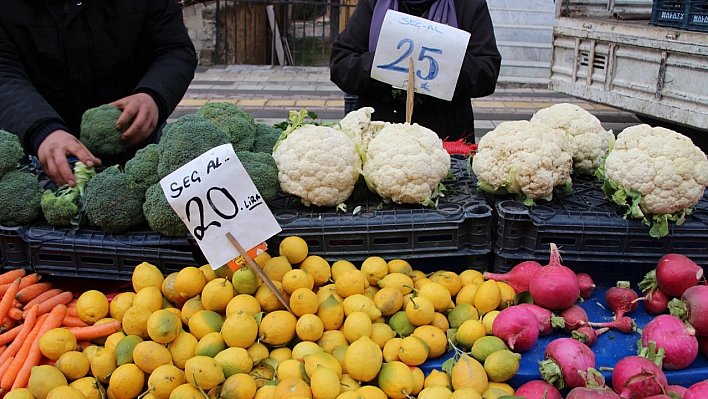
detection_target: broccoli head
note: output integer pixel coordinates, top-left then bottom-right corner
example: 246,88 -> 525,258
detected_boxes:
143,183 -> 188,237
125,144 -> 160,190
197,102 -> 256,152
0,170 -> 44,227
41,162 -> 96,226
236,151 -> 280,203
253,123 -> 283,154
157,114 -> 230,179
0,130 -> 25,177
80,104 -> 132,156
83,165 -> 146,233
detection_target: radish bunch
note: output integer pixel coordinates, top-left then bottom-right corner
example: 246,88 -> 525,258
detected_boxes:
483,260 -> 542,293
539,337 -> 596,390
640,314 -> 698,370
529,243 -> 580,310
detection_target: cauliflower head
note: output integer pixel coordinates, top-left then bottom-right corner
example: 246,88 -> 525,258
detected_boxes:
472,120 -> 573,205
363,122 -> 450,205
272,124 -> 361,207
601,124 -> 708,237
530,103 -> 614,175
334,107 -> 386,156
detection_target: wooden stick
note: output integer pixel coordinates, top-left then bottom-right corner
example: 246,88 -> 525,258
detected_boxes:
406,57 -> 415,124
225,233 -> 293,314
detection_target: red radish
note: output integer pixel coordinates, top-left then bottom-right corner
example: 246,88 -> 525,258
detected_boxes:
529,243 -> 580,310
611,355 -> 668,399
666,385 -> 687,398
639,254 -> 703,298
571,326 -> 609,347
558,304 -> 589,333
634,289 -> 670,315
700,336 -> 708,359
644,396 -> 673,399
514,380 -> 563,399
669,285 -> 708,336
684,381 -> 708,399
576,272 -> 596,299
640,314 -> 698,370
483,260 -> 542,293
539,337 -> 596,390
605,281 -> 639,319
567,387 -> 621,398
588,316 -> 636,334
491,305 -> 540,352
517,303 -> 564,336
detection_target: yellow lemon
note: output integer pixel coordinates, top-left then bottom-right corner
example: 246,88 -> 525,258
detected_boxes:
483,350 -> 521,383
169,383 -> 206,399
132,262 -> 164,293
277,359 -> 305,381
269,346 -> 293,363
334,270 -> 368,298
279,236 -> 309,265
382,337 -> 403,362
317,295 -> 344,331
339,374 -> 360,393
255,386 -> 277,399
188,310 -> 224,340
254,251 -> 272,267
180,295 -> 205,326
363,284 -> 379,300
482,388 -> 512,399
296,313 -> 325,342
214,347 -> 253,378
377,361 -> 415,399
69,377 -> 106,399
411,270 -> 427,283
55,351 -> 90,381
357,386 -> 388,399
299,256 -> 331,287
250,364 -> 275,388
482,311 -> 500,336
316,284 -> 343,304
226,294 -> 262,317
316,330 -> 349,355
146,364 -> 186,399
370,322 -> 396,349
120,305 -> 152,340
342,311 -> 373,344
221,373 -> 257,399
109,292 -> 136,321
473,280 -> 502,315
263,256 -> 293,282
303,350 -> 342,379
430,271 -> 463,297
247,342 -> 270,363
162,272 -> 179,303
373,287 -> 404,316
405,296 -> 435,326
424,369 -> 451,389
104,331 -> 126,352
107,363 -> 145,399
174,266 -> 207,300
201,278 -> 235,313
455,283 -> 479,306
200,264 -> 218,282
76,290 -> 109,325
291,341 -> 324,361
431,312 -> 450,332
5,388 -> 37,399
450,388 -> 483,399
341,294 -> 382,321
184,356 -> 224,391
115,334 -> 143,366
331,345 -> 349,374
222,310 -> 259,348
487,382 -> 514,395
148,308 -> 182,344
168,330 -> 199,369
416,282 -> 453,313
412,325 -> 448,359
132,286 -> 164,313
471,335 -> 509,364
411,367 -> 425,395
447,303 -> 479,329
133,340 -> 173,374
387,311 -> 416,338
273,378 -> 312,399
90,347 -> 117,384
496,282 -> 516,310
330,260 -> 356,281
28,365 -> 68,399
417,386 -> 453,399
398,335 -> 430,366
310,365 -> 340,399
254,280 -> 286,313
455,319 -> 486,350
82,345 -> 100,364
377,273 -> 413,295
232,266 -> 260,296
195,331 -> 227,358
289,287 -> 319,317
46,386 -> 85,399
414,278 -> 432,290
259,310 -> 297,346
361,256 -> 389,286
344,336 -> 382,382
281,269 -> 314,295
387,259 -> 415,277
451,354 -> 488,394
460,270 -> 485,287
39,327 -> 77,361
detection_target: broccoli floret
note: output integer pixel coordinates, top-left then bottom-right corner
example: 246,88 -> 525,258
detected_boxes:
41,162 -> 96,226
197,102 -> 256,152
0,171 -> 44,227
143,183 -> 188,237
80,104 -> 132,155
253,123 -> 283,154
125,144 -> 160,190
236,151 -> 280,203
0,130 -> 25,177
157,114 -> 231,179
83,165 -> 146,233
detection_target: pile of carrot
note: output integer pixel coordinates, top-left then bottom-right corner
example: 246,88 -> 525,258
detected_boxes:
0,268 -> 122,392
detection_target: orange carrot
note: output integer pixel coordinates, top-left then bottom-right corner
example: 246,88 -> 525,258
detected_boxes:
15,282 -> 54,303
67,320 -> 122,341
0,269 -> 25,285
0,274 -> 40,298
0,324 -> 22,347
0,305 -> 39,365
0,312 -> 45,391
0,345 -> 5,357
0,278 -> 21,324
23,291 -> 73,319
22,288 -> 64,311
0,356 -> 14,388
0,316 -> 16,333
76,341 -> 94,351
67,306 -> 79,318
62,314 -> 89,328
11,304 -> 66,390
6,307 -> 23,321
67,298 -> 79,308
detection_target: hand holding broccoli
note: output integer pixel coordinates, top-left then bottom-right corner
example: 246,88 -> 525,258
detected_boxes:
37,130 -> 101,187
110,93 -> 159,146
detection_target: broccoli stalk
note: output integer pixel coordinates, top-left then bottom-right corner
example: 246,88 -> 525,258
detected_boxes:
41,162 -> 96,227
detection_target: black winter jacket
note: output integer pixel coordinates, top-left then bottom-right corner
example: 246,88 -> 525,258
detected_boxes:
0,0 -> 197,157
330,0 -> 501,140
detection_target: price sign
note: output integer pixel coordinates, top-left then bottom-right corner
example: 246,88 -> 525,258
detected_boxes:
370,10 -> 470,101
161,144 -> 282,269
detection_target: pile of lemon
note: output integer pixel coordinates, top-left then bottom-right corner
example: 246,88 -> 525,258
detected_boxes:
18,235 -> 524,399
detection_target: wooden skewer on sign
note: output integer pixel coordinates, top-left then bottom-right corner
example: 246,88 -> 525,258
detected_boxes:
225,232 -> 293,314
406,57 -> 415,124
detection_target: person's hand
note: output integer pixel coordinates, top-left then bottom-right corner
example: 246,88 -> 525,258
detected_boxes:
37,130 -> 101,186
111,93 -> 159,146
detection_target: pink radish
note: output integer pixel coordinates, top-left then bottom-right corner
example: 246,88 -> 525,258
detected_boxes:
576,272 -> 596,299
700,336 -> 708,359
571,326 -> 609,347
567,387 -> 621,398
634,289 -> 670,315
588,316 -> 636,334
539,337 -> 596,390
639,254 -> 703,298
640,314 -> 698,370
558,304 -> 589,333
514,380 -> 563,399
529,243 -> 580,310
491,305 -> 539,352
666,385 -> 687,398
611,355 -> 668,399
669,285 -> 708,336
644,396 -> 673,399
517,303 -> 564,336
606,281 -> 639,319
483,260 -> 542,293
684,381 -> 708,399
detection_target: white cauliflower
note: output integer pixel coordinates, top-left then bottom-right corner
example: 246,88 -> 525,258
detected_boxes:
272,111 -> 362,207
600,124 -> 708,237
335,107 -> 386,155
363,122 -> 450,205
530,103 -> 614,175
472,120 -> 574,205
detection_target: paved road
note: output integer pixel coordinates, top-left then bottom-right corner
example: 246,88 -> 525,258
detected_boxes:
173,64 -> 641,143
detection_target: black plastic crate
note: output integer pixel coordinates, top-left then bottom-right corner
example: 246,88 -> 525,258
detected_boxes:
343,93 -> 358,116
650,0 -> 691,29
0,225 -> 31,271
688,0 -> 708,31
492,176 -> 708,273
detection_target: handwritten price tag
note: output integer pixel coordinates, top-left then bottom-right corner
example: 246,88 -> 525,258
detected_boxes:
160,144 -> 282,269
371,10 -> 470,101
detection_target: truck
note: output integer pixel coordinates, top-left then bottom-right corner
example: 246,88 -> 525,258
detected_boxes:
548,0 -> 708,145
